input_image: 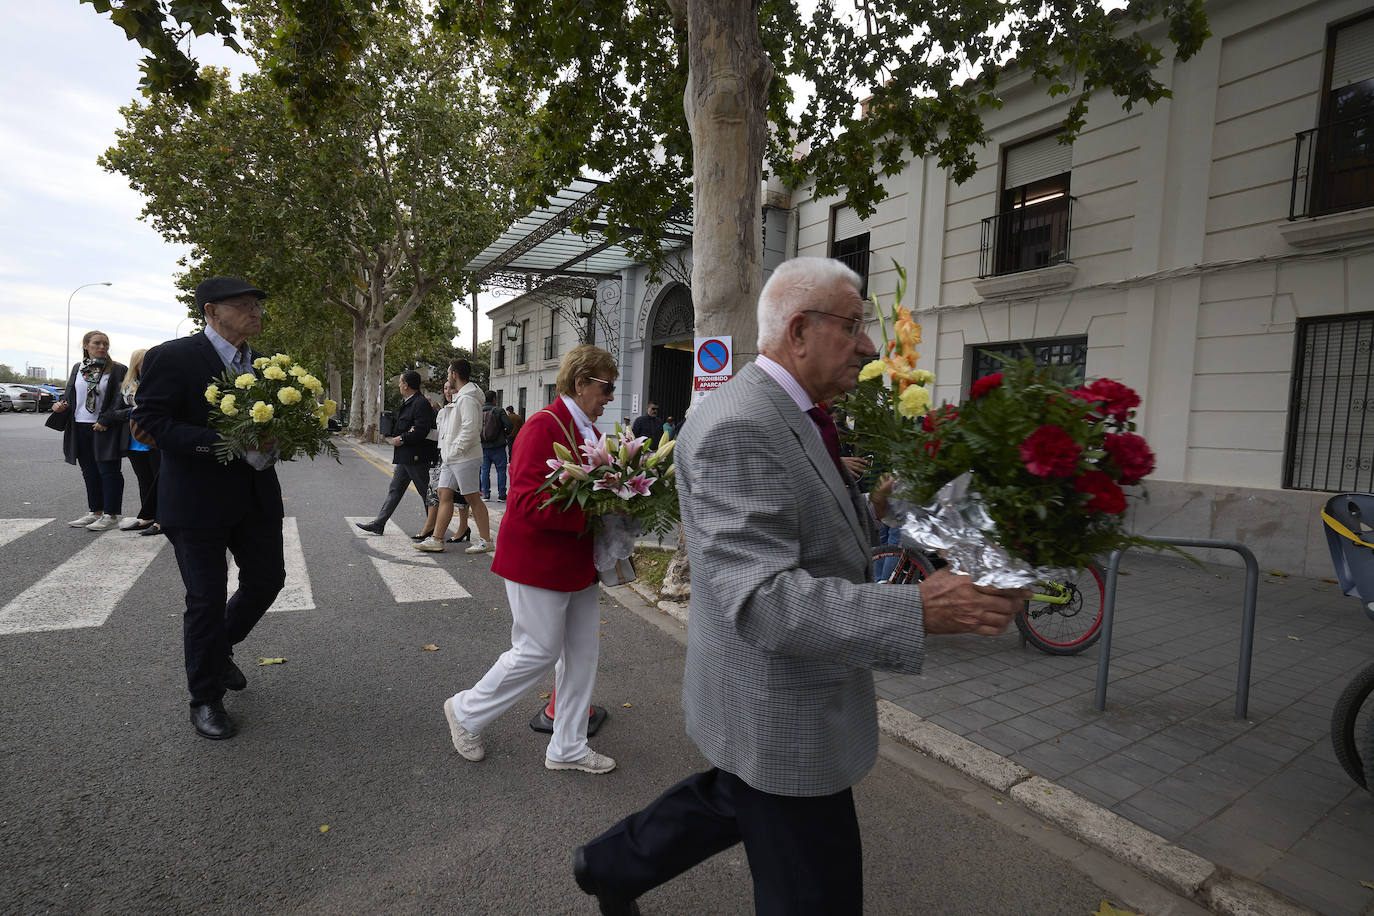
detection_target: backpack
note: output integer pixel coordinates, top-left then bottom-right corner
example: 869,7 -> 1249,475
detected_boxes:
481,406 -> 506,443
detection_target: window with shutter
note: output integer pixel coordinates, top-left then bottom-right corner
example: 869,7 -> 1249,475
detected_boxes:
1309,12 -> 1374,215
830,205 -> 870,299
980,132 -> 1074,278
1285,312 -> 1374,492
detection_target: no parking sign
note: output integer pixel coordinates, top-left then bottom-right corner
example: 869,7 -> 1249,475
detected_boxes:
692,336 -> 732,404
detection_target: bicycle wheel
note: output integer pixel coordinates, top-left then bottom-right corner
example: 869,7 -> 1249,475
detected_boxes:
1015,563 -> 1106,656
1331,660 -> 1374,791
870,546 -> 935,585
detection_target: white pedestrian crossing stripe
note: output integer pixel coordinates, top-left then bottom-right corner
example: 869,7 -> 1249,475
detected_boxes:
0,526 -> 169,635
346,517 -> 473,603
0,515 -> 481,635
228,517 -> 313,613
0,518 -> 52,549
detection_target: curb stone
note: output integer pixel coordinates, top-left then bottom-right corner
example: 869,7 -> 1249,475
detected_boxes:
876,699 -> 1317,916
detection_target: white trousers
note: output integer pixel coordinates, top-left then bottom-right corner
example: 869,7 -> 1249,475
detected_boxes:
451,580 -> 602,762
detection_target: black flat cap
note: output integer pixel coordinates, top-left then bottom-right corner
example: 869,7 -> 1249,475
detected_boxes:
195,276 -> 266,306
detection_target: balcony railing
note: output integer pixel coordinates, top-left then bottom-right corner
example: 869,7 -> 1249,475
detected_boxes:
1290,114 -> 1374,219
543,335 -> 556,360
979,196 -> 1075,279
516,341 -> 527,364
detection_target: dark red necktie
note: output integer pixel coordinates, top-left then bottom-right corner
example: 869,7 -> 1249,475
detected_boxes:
806,406 -> 844,477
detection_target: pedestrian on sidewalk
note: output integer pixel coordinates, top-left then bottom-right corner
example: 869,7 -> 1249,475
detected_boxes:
479,389 -> 511,501
113,347 -> 162,535
443,345 -> 619,775
571,258 -> 1027,914
133,276 -> 286,741
504,404 -> 523,463
54,329 -> 128,532
411,378 -> 466,545
356,370 -> 436,537
416,359 -> 493,553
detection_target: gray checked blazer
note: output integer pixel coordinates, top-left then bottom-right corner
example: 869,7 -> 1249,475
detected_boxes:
679,361 -> 929,797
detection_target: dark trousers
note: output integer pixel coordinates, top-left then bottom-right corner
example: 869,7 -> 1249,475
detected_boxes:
127,448 -> 160,521
73,422 -> 124,514
373,463 -> 429,524
165,518 -> 285,705
580,768 -> 863,914
480,446 -> 507,498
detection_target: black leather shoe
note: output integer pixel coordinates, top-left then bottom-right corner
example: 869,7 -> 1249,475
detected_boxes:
447,529 -> 471,544
222,659 -> 247,691
573,847 -> 640,916
356,521 -> 385,535
410,531 -> 432,542
190,702 -> 237,740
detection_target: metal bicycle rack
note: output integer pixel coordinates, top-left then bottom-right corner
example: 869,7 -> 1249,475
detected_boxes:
1094,537 -> 1259,719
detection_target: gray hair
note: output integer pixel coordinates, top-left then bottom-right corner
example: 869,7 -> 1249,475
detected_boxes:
756,258 -> 862,351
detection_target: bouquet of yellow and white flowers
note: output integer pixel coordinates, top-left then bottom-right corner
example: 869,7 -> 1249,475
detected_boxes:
203,353 -> 340,465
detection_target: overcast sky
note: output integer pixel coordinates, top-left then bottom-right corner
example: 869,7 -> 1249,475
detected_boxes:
0,2 -> 495,382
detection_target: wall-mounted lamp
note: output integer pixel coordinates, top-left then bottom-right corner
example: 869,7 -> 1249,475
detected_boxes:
503,320 -> 520,341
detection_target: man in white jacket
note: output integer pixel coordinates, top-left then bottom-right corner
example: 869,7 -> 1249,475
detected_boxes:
415,358 -> 494,554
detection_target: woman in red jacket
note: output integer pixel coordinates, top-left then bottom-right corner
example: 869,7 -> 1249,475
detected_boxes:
443,345 -> 619,774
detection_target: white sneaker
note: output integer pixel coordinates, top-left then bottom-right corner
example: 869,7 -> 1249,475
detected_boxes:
68,512 -> 100,528
413,537 -> 445,553
464,537 -> 495,554
86,515 -> 121,532
118,517 -> 142,531
545,750 -> 616,774
443,697 -> 485,761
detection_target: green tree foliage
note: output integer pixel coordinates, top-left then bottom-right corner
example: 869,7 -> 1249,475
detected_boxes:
98,3 -> 528,439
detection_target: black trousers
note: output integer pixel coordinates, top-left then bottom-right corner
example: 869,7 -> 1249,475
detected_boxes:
73,422 -> 124,514
372,463 -> 429,525
165,518 -> 285,705
580,768 -> 863,914
127,449 -> 160,521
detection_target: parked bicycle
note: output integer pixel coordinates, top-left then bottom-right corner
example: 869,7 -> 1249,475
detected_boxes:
871,545 -> 1105,655
1322,493 -> 1374,793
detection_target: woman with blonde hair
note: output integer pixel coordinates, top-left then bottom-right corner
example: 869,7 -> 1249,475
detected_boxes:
53,330 -> 128,531
443,345 -> 619,773
113,347 -> 160,534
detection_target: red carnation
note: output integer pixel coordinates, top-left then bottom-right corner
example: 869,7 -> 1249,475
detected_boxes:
1019,425 -> 1081,477
1075,470 -> 1128,514
1069,378 -> 1140,420
969,373 -> 1003,399
1104,432 -> 1156,485
921,404 -> 958,432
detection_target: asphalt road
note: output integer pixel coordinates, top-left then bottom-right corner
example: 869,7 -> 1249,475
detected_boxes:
0,411 -> 1202,915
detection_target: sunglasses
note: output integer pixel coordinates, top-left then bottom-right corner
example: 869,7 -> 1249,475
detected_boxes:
587,376 -> 616,395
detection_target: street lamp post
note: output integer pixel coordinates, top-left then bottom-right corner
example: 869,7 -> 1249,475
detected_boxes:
66,282 -> 113,371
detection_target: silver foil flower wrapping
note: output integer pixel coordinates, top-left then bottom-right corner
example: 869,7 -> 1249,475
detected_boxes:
884,472 -> 1070,588
594,513 -> 642,573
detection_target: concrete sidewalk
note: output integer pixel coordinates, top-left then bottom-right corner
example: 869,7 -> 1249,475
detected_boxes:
868,552 -> 1374,915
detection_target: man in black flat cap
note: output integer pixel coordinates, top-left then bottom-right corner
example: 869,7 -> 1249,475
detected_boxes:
134,276 -> 286,740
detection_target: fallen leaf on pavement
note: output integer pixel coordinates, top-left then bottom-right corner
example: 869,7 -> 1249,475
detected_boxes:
422,644 -> 439,651
622,703 -> 632,708
258,657 -> 287,665
1362,880 -> 1374,890
539,692 -> 551,699
319,825 -> 330,833
1093,901 -> 1144,916
1266,570 -> 1288,577
1287,635 -> 1303,641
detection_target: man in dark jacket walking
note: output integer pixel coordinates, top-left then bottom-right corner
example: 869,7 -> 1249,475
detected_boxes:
357,370 -> 436,535
479,390 -> 511,501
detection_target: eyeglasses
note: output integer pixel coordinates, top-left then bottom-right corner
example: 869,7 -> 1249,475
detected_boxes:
587,376 -> 616,395
214,299 -> 267,315
802,310 -> 866,339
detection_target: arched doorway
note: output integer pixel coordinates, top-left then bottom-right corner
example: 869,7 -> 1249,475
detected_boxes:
646,284 -> 694,428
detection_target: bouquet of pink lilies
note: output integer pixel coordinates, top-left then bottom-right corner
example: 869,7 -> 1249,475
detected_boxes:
537,426 -> 679,540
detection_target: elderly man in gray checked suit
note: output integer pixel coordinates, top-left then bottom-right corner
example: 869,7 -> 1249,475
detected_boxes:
571,257 -> 1027,915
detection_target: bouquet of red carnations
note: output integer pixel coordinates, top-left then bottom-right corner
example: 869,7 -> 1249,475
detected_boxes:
844,266 -> 1157,585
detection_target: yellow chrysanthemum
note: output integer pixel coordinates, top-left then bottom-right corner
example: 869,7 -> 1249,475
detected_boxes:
858,360 -> 887,382
896,384 -> 932,419
271,353 -> 291,366
262,365 -> 287,380
219,394 -> 239,416
318,413 -> 329,428
289,364 -> 308,378
250,401 -> 274,423
277,386 -> 302,405
252,357 -> 271,370
302,375 -> 323,394
204,384 -> 221,404
322,398 -> 338,417
234,372 -> 256,389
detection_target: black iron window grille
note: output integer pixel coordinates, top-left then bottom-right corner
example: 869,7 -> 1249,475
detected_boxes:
1284,311 -> 1374,492
979,193 -> 1075,278
831,232 -> 870,300
517,320 -> 528,364
969,336 -> 1088,387
494,345 -> 505,370
543,334 -> 556,360
1289,113 -> 1374,219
